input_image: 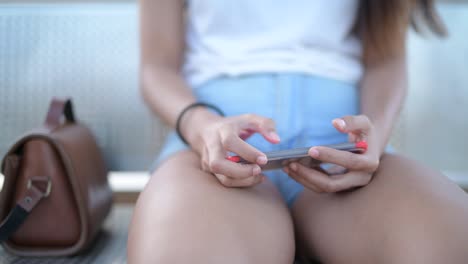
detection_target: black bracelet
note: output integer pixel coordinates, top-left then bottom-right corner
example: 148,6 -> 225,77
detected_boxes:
175,102 -> 225,145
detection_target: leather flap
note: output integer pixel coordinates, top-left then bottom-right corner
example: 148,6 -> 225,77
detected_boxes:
49,122 -> 113,246
0,122 -> 112,256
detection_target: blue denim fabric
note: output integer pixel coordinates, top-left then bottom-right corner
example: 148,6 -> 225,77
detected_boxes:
151,73 -> 359,206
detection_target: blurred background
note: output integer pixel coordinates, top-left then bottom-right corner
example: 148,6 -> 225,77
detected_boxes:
0,0 -> 467,177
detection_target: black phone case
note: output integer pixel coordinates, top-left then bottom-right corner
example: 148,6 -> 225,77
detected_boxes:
239,142 -> 364,171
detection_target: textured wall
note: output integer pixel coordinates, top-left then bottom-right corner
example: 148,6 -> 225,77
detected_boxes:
402,3 -> 468,171
0,2 -> 467,172
0,3 -> 168,171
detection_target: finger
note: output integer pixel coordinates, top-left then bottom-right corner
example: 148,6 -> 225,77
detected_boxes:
283,161 -> 327,174
289,162 -> 372,193
323,164 -> 348,175
322,171 -> 372,192
220,133 -> 267,165
205,138 -> 263,178
288,162 -> 334,192
332,115 -> 371,133
209,155 -> 263,179
283,167 -> 324,193
348,133 -> 359,143
216,173 -> 264,188
239,114 -> 281,144
308,146 -> 377,171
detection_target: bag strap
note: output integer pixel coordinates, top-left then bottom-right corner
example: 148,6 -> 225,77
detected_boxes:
0,177 -> 51,242
45,98 -> 75,130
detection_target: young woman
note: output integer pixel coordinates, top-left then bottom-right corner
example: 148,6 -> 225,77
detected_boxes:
128,0 -> 468,263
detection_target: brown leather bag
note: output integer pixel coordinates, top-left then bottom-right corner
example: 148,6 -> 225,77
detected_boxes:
0,98 -> 113,256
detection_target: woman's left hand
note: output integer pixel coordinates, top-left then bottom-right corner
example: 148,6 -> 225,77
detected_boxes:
283,115 -> 381,193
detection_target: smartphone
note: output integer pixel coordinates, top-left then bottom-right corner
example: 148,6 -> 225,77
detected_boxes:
227,141 -> 367,171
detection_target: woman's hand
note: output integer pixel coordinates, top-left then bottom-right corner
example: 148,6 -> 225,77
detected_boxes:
284,115 -> 381,193
186,113 -> 281,188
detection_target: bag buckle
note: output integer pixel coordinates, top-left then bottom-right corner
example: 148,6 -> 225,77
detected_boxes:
27,176 -> 52,197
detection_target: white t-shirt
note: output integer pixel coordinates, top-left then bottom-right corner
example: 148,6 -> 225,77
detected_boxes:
184,0 -> 363,86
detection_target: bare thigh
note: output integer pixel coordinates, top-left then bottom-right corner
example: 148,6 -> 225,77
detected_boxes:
127,151 -> 295,264
292,154 -> 468,264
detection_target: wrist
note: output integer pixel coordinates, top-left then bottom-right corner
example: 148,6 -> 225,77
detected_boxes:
180,107 -> 222,149
175,102 -> 225,148
363,116 -> 392,157
368,128 -> 387,157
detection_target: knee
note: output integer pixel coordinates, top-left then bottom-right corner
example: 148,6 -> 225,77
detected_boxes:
127,244 -> 174,264
381,222 -> 468,264
384,239 -> 468,264
128,161 -> 296,264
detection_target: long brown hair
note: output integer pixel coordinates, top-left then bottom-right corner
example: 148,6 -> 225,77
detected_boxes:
356,0 -> 446,63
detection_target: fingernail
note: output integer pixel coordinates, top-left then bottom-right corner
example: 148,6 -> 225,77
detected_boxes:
268,131 -> 281,142
289,163 -> 298,172
333,119 -> 346,129
253,165 -> 261,176
309,148 -> 319,158
257,155 -> 267,165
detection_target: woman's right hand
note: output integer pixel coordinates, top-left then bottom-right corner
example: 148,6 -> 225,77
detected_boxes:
183,111 -> 281,188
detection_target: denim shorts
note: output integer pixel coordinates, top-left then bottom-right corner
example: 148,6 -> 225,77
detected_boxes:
152,73 -> 359,207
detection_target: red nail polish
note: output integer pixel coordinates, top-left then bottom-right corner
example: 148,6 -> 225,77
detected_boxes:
355,141 -> 368,151
226,156 -> 240,162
